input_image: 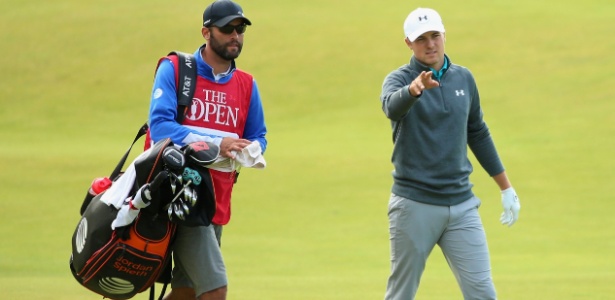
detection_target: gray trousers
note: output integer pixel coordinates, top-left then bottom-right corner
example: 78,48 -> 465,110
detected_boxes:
385,194 -> 496,300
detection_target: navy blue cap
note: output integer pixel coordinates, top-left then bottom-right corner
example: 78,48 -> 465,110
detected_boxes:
202,0 -> 251,27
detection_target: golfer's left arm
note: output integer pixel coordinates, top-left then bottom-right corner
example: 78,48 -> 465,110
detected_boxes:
492,171 -> 511,191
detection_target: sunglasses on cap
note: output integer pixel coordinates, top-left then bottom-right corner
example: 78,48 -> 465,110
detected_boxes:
215,24 -> 247,34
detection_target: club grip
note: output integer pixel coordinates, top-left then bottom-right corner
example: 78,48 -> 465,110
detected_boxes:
149,170 -> 169,191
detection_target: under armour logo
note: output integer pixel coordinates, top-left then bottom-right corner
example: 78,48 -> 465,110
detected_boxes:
418,15 -> 428,22
455,90 -> 465,96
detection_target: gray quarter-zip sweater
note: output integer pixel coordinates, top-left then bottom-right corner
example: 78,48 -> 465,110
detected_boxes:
380,54 -> 504,206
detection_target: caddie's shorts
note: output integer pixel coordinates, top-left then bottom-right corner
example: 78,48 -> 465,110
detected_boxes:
170,224 -> 226,297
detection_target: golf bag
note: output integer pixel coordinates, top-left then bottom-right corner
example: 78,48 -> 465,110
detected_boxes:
70,124 -> 219,300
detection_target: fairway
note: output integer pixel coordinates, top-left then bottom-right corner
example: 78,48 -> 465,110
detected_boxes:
1,0 -> 614,299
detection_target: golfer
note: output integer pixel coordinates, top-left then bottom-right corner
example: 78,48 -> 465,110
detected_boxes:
380,7 -> 521,300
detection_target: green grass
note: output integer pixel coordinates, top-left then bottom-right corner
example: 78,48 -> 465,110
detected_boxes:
1,0 -> 614,299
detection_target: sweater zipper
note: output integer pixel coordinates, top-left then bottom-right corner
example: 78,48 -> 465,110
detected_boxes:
438,74 -> 448,112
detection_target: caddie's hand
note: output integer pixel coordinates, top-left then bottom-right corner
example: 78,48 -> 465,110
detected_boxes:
500,187 -> 520,227
409,71 -> 440,97
219,137 -> 252,159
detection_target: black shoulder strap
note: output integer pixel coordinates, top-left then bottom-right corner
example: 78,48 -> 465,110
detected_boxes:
110,122 -> 149,179
80,123 -> 149,215
169,51 -> 197,124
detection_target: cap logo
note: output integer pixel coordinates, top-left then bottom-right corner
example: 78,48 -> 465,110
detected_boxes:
418,15 -> 428,23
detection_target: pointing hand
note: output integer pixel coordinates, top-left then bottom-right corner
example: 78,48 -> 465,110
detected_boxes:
409,71 -> 440,97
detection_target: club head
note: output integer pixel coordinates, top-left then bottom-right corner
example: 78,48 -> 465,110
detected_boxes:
191,188 -> 198,207
180,201 -> 190,216
182,141 -> 220,166
169,175 -> 177,194
167,204 -> 174,221
182,186 -> 198,207
162,147 -> 185,171
173,203 -> 185,221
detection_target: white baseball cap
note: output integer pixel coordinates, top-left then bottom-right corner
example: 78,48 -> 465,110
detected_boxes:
403,8 -> 445,42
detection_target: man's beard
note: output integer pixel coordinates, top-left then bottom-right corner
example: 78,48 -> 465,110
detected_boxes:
210,34 -> 242,61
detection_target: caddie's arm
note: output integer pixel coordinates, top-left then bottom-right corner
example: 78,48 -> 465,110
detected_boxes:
242,79 -> 267,153
149,59 -> 222,147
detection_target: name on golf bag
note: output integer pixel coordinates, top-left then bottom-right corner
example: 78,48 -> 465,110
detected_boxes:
114,257 -> 155,277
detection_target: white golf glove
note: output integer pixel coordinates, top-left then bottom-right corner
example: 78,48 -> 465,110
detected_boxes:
500,187 -> 520,227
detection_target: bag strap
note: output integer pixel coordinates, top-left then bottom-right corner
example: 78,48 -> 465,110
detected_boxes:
168,51 -> 197,124
110,122 -> 149,179
143,51 -> 196,151
80,123 -> 149,215
148,282 -> 170,300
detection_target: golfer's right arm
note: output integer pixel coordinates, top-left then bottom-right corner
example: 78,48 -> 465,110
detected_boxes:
381,71 -> 420,121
